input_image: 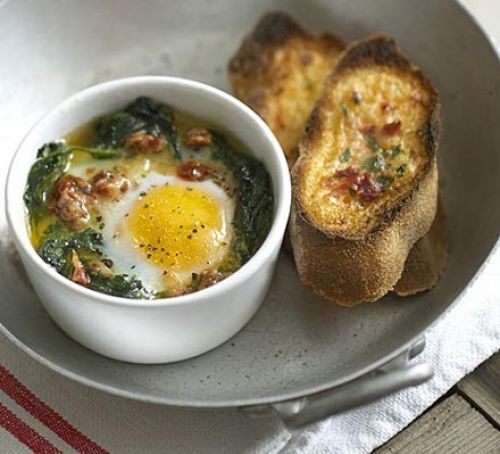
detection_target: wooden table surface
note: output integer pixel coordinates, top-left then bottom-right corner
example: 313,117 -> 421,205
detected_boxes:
376,351 -> 500,453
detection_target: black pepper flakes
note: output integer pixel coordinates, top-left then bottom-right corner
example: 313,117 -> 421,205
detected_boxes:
102,258 -> 113,268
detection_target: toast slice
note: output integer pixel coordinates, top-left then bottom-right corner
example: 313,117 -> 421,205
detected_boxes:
290,35 -> 441,305
228,12 -> 344,162
229,14 -> 447,301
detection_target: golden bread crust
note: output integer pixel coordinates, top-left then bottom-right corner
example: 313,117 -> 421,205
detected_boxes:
228,12 -> 344,160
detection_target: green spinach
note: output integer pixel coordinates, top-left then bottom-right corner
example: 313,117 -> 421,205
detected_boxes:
93,97 -> 179,158
38,222 -> 148,298
38,222 -> 102,275
24,143 -> 70,216
210,132 -> 273,263
86,272 -> 147,299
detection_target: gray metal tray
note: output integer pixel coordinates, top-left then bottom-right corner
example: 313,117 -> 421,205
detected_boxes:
1,0 -> 499,428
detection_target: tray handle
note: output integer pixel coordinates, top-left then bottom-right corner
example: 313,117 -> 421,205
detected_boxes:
241,337 -> 432,429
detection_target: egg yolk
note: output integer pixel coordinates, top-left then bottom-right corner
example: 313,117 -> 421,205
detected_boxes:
127,184 -> 228,272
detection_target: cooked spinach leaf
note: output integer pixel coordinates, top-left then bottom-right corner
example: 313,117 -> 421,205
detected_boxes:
38,222 -> 148,298
68,146 -> 122,159
38,222 -> 102,275
210,132 -> 273,263
93,111 -> 145,148
93,97 -> 179,158
86,272 -> 148,299
36,141 -> 67,158
24,144 -> 70,215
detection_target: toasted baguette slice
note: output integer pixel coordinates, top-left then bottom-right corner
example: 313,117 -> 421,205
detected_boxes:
291,35 -> 441,306
229,15 -> 446,298
228,12 -> 344,161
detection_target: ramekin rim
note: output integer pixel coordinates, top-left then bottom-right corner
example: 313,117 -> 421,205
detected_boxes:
5,76 -> 291,307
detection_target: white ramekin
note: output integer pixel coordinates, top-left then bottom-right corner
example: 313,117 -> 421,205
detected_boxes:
5,76 -> 291,364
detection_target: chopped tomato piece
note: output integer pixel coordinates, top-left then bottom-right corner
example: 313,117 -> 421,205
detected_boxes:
91,170 -> 130,200
125,132 -> 166,153
48,175 -> 95,230
184,128 -> 212,147
382,121 -> 402,136
324,166 -> 383,203
177,161 -> 213,181
360,124 -> 376,134
357,174 -> 383,202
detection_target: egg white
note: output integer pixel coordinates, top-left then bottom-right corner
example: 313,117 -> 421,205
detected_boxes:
97,172 -> 235,292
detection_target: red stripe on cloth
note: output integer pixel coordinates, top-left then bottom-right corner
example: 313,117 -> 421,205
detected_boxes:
0,364 -> 108,454
0,402 -> 62,454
